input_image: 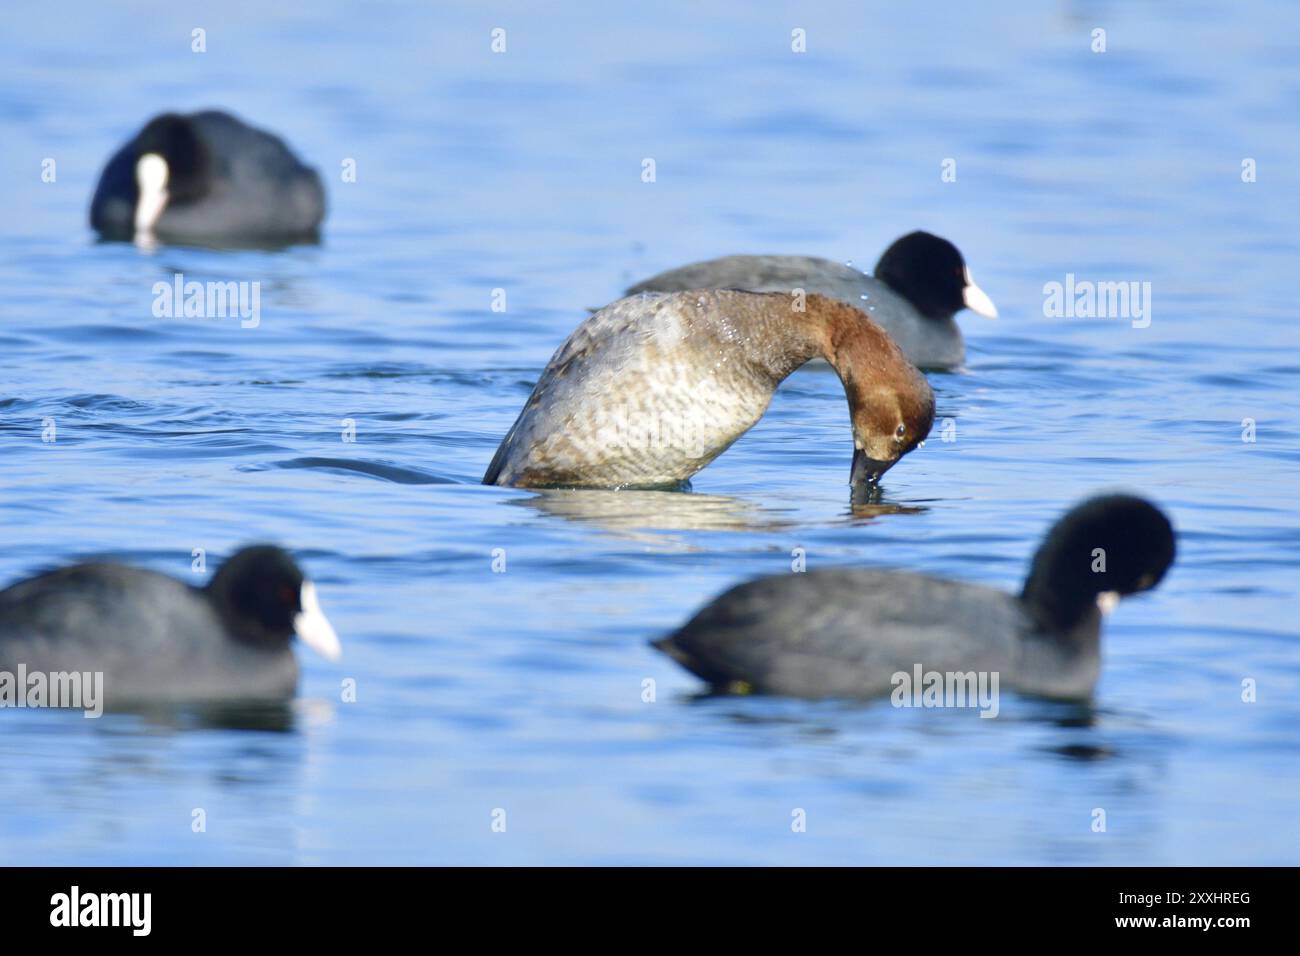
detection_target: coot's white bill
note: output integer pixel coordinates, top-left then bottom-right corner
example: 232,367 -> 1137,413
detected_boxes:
134,153 -> 169,234
295,581 -> 341,660
1096,590 -> 1121,615
962,266 -> 998,318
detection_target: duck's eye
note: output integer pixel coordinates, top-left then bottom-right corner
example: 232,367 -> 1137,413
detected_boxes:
895,423 -> 907,439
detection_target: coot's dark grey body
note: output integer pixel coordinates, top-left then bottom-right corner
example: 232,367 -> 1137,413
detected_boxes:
0,564 -> 296,701
627,233 -> 997,371
90,110 -> 325,243
0,546 -> 339,707
655,495 -> 1176,701
656,569 -> 1097,699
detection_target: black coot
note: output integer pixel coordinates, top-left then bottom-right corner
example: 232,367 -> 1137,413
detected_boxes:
89,110 -> 325,244
655,495 -> 1175,700
626,232 -> 998,370
0,545 -> 340,706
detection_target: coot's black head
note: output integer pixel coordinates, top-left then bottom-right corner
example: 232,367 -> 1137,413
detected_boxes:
205,546 -> 341,660
1021,495 -> 1176,637
133,113 -> 211,206
874,231 -> 998,322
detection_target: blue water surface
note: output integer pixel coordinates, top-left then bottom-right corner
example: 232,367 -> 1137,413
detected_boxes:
1,0 -> 1298,864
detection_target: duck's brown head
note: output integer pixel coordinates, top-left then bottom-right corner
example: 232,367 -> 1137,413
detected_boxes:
806,294 -> 935,485
848,372 -> 934,485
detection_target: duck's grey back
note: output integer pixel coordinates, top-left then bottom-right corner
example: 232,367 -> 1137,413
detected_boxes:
627,255 -> 963,369
0,564 -> 298,704
659,568 -> 1095,700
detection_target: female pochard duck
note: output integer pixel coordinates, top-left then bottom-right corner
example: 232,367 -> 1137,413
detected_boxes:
483,290 -> 934,489
626,232 -> 997,370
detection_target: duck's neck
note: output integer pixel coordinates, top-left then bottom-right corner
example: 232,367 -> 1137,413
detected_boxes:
717,291 -> 907,386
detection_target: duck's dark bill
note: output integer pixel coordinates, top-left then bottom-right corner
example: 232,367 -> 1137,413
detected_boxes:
850,449 -> 890,486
